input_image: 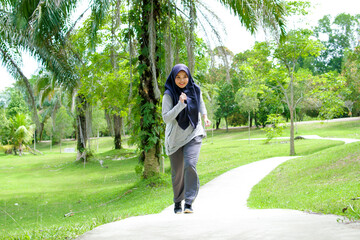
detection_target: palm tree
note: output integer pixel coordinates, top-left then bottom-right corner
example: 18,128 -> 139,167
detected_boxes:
0,0 -> 110,161
134,0 -> 286,178
9,113 -> 35,156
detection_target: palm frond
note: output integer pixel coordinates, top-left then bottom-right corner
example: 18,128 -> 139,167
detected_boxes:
88,0 -> 111,49
217,0 -> 286,39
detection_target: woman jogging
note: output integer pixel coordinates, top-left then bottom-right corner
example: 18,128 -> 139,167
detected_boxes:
162,64 -> 211,214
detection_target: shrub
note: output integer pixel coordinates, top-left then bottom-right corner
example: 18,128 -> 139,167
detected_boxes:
261,114 -> 285,143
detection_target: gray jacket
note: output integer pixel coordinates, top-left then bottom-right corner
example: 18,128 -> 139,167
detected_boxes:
162,93 -> 207,155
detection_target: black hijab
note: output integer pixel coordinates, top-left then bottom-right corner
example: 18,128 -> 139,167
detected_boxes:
164,64 -> 201,130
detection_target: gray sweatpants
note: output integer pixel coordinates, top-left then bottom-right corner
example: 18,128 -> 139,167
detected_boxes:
169,136 -> 202,205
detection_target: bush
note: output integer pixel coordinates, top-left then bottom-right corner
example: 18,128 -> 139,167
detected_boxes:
261,114 -> 286,143
227,112 -> 247,127
0,144 -> 14,154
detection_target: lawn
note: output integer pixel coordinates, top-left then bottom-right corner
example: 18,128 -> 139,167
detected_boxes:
0,120 -> 358,239
247,141 -> 360,221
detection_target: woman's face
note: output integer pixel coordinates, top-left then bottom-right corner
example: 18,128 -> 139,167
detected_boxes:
175,71 -> 189,88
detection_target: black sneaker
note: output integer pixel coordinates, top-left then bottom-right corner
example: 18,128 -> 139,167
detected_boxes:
184,203 -> 193,213
174,202 -> 182,214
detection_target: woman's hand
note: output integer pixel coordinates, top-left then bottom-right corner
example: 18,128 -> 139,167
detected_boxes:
203,115 -> 211,127
179,92 -> 187,104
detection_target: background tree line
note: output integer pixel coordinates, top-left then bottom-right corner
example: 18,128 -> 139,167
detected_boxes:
0,0 -> 359,174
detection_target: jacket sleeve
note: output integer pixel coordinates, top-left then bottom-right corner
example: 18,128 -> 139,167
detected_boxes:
162,94 -> 187,124
199,93 -> 208,116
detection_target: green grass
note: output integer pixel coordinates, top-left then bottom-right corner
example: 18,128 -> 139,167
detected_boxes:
248,142 -> 360,221
286,120 -> 360,139
0,120 -> 359,239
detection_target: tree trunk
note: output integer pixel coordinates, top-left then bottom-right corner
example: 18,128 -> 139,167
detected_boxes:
248,111 -> 251,144
290,108 -> 295,156
105,110 -> 114,136
254,110 -> 259,127
39,121 -> 45,141
186,1 -> 196,74
174,9 -> 180,64
138,0 -> 162,178
59,136 -> 62,154
225,117 -> 228,132
289,75 -> 295,156
113,114 -> 122,149
249,113 -> 253,127
76,94 -> 87,162
216,118 -> 221,129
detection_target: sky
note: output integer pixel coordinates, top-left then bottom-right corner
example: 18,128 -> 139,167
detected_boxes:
0,0 -> 359,92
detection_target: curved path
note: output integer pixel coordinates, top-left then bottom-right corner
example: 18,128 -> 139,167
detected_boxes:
78,136 -> 360,240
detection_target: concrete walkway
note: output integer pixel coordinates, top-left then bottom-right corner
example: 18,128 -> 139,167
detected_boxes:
77,137 -> 360,240
237,135 -> 360,144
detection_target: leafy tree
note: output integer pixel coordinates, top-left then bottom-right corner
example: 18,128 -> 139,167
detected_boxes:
91,103 -> 108,137
54,106 -> 74,153
0,108 -> 10,145
310,72 -> 349,119
4,88 -> 30,119
236,88 -> 260,142
232,41 -> 272,129
272,29 -> 324,155
215,82 -> 236,131
44,117 -> 53,151
312,13 -> 360,74
342,46 -> 360,116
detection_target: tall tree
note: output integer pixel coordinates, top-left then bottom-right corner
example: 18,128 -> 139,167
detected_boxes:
313,13 -> 360,74
215,82 -> 236,131
343,46 -> 360,116
272,29 -> 324,155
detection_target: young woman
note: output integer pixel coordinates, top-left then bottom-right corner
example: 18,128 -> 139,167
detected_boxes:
162,64 -> 211,214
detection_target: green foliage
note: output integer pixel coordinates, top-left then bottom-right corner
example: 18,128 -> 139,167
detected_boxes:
6,113 -> 35,155
4,88 -> 29,119
0,109 -> 10,145
215,82 -> 236,130
217,0 -> 287,38
135,163 -> 144,176
313,13 -> 360,74
261,114 -> 286,143
342,46 -> 360,116
44,117 -> 53,139
311,72 -> 349,119
53,106 -> 74,144
285,1 -> 311,16
128,96 -> 163,157
91,103 -> 108,136
274,29 -> 325,66
140,102 -> 163,152
227,111 -> 247,126
232,41 -> 280,127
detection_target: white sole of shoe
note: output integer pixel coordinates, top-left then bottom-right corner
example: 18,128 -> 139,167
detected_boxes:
183,209 -> 193,213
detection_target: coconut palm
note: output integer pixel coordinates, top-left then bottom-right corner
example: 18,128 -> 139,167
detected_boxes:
9,113 -> 35,156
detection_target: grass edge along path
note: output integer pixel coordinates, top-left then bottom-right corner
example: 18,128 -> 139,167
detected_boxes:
248,141 -> 360,222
